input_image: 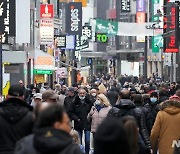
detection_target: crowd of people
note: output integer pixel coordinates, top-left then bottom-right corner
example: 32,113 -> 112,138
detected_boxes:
0,77 -> 180,154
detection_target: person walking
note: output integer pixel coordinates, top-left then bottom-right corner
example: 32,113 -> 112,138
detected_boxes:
0,85 -> 34,154
14,104 -> 83,154
69,88 -> 93,154
87,94 -> 111,137
150,100 -> 180,154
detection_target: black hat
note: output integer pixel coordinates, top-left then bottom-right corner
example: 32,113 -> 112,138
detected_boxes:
8,85 -> 24,97
94,117 -> 130,154
67,87 -> 74,93
150,91 -> 158,97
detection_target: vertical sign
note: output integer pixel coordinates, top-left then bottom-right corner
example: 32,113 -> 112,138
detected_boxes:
120,0 -> 131,13
0,0 -> 16,44
66,2 -> 82,35
40,4 -> 54,45
136,0 -> 146,12
163,2 -> 179,53
152,0 -> 162,52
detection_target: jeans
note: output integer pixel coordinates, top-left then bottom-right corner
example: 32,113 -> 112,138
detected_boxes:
78,130 -> 90,154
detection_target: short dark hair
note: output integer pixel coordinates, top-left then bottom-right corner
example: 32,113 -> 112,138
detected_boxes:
36,104 -> 65,128
120,90 -> 131,99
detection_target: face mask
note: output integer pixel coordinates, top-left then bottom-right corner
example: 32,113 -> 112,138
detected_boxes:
95,100 -> 101,105
79,96 -> 85,100
91,93 -> 97,97
150,97 -> 157,103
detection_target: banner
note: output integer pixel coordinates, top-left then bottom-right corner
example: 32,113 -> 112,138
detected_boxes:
66,2 -> 82,35
120,0 -> 130,13
0,0 -> 16,44
40,19 -> 54,45
92,19 -> 160,36
57,67 -> 68,78
163,2 -> 179,53
136,0 -> 146,12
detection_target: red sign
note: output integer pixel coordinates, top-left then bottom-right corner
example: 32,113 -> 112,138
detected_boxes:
163,2 -> 179,53
40,4 -> 54,18
136,12 -> 145,23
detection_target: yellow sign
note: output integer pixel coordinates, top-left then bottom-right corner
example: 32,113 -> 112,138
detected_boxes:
35,75 -> 45,84
74,0 -> 87,7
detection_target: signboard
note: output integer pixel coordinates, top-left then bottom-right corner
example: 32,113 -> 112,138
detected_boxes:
152,0 -> 162,52
136,0 -> 146,12
95,19 -> 118,35
0,0 -> 16,44
82,25 -> 92,39
164,2 -> 179,53
120,0 -> 130,13
33,69 -> 52,75
74,0 -> 87,7
75,35 -> 89,51
96,33 -> 108,43
136,12 -> 145,42
55,35 -> 66,48
66,2 -> 82,35
62,35 -> 75,49
35,75 -> 45,84
40,19 -> 54,45
57,67 -> 68,78
40,4 -> 54,18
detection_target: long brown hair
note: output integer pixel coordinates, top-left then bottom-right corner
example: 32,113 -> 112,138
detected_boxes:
122,116 -> 139,154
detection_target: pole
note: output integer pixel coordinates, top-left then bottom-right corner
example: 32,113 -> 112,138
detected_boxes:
71,49 -> 77,85
0,33 -> 3,95
144,36 -> 148,78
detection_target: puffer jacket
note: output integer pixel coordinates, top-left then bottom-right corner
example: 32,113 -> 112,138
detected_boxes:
108,99 -> 151,148
87,106 -> 111,132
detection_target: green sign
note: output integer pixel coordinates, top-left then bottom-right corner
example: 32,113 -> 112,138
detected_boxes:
95,19 -> 118,35
152,0 -> 163,53
33,69 -> 53,75
96,33 -> 108,43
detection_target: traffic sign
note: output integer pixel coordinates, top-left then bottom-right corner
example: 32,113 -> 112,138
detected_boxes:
152,35 -> 163,53
95,19 -> 118,35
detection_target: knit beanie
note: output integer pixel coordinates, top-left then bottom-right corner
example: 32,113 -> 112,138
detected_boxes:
94,117 -> 130,154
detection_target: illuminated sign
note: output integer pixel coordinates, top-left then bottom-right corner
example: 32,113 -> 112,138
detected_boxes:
163,2 -> 179,53
40,4 -> 54,18
33,69 -> 52,75
96,33 -> 108,43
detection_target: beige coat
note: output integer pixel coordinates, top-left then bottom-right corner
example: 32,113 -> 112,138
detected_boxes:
150,100 -> 180,154
87,106 -> 111,133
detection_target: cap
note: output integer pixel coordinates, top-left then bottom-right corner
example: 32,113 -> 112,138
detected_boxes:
67,87 -> 74,93
34,93 -> 42,100
42,90 -> 58,101
8,85 -> 24,97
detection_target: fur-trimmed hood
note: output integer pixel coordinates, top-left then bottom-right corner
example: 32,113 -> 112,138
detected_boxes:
160,100 -> 180,115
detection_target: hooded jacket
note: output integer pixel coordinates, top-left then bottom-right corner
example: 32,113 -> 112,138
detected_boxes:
108,99 -> 150,147
0,98 -> 34,154
150,100 -> 180,154
14,128 -> 82,154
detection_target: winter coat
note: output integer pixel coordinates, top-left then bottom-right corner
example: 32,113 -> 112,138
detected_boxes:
57,94 -> 66,106
108,99 -> 151,147
68,96 -> 93,131
0,98 -> 34,154
150,100 -> 180,154
106,91 -> 119,107
144,103 -> 159,133
87,106 -> 111,133
14,128 -> 82,154
64,95 -> 75,113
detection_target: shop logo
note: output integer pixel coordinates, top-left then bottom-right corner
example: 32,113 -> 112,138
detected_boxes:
172,140 -> 180,148
70,6 -> 80,32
